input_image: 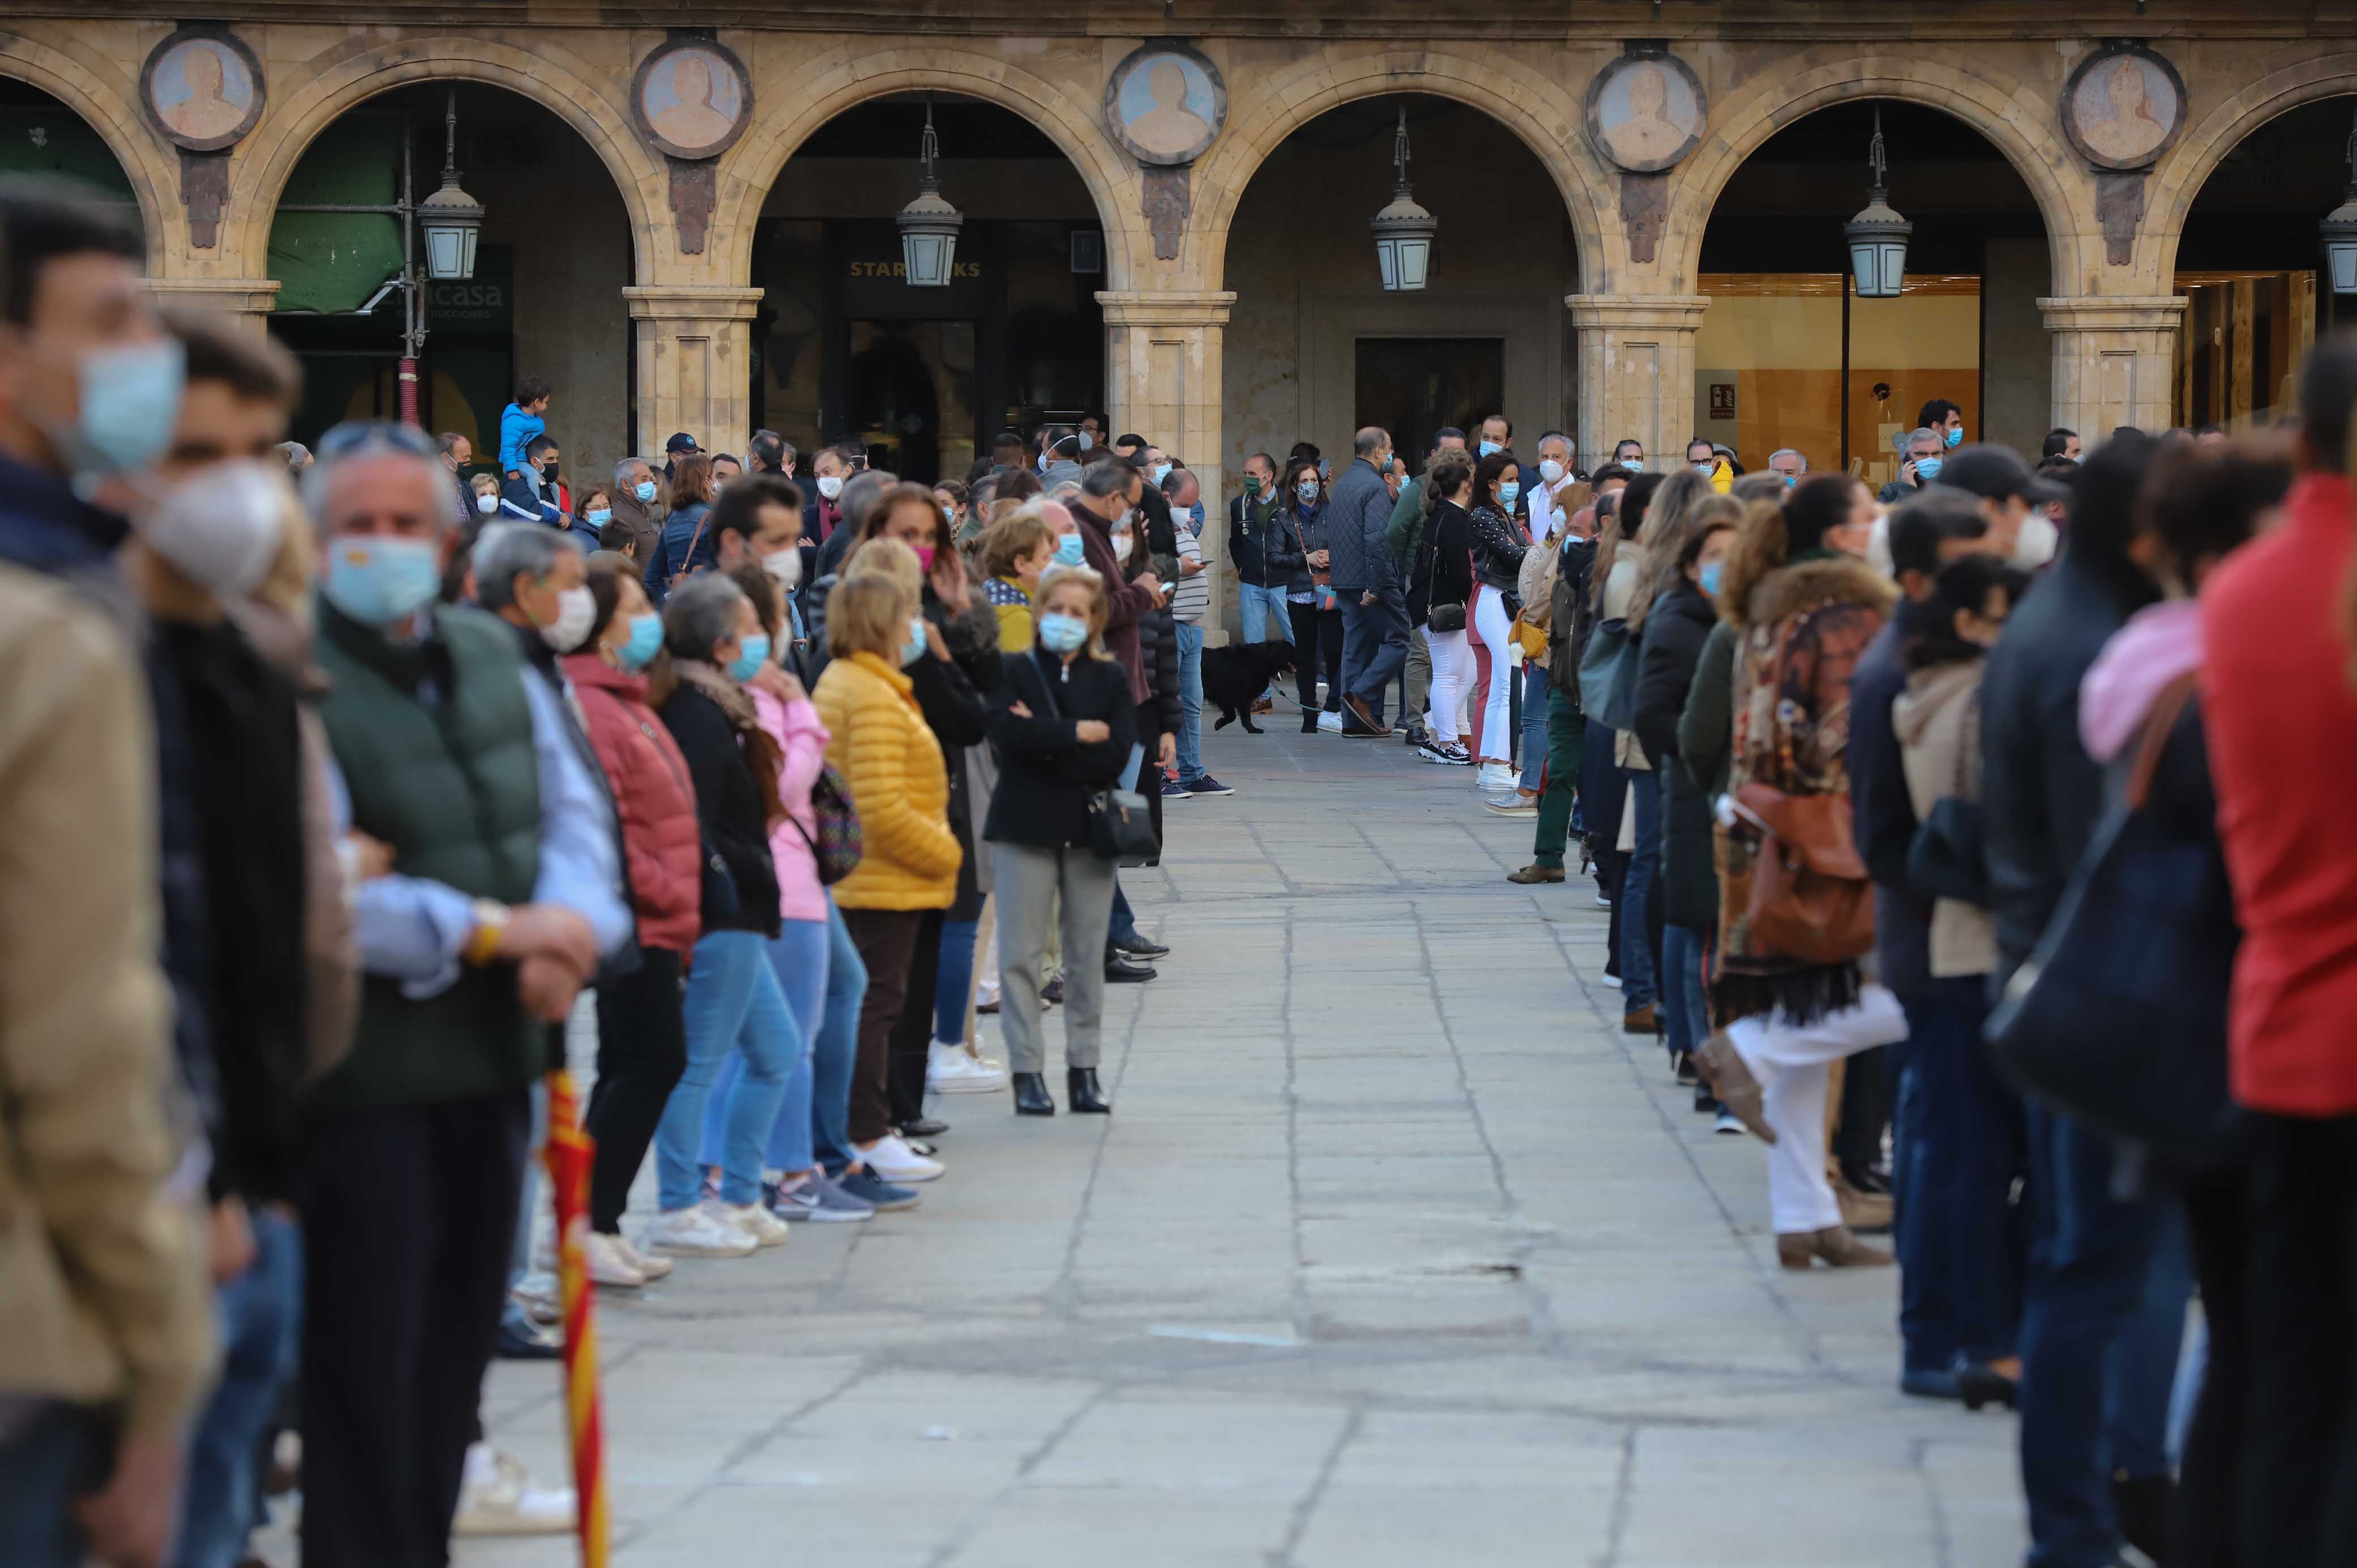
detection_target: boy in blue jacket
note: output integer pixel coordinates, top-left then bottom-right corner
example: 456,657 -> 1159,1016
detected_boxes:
499,377 -> 551,477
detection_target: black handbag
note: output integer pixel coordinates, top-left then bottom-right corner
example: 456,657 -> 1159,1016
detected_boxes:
1577,616 -> 1640,730
1026,653 -> 1159,867
1905,685 -> 1988,906
1984,677 -> 2243,1170
1426,599 -> 1467,633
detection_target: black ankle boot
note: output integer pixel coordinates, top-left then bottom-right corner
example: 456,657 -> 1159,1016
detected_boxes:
1067,1067 -> 1112,1114
1300,711 -> 1318,733
1011,1072 -> 1054,1116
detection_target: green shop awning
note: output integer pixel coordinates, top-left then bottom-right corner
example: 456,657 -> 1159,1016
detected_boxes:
268,116 -> 404,316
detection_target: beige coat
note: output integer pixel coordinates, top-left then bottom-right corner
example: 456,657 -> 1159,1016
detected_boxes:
1602,549 -> 1652,771
0,564 -> 213,1434
1892,658 -> 1999,979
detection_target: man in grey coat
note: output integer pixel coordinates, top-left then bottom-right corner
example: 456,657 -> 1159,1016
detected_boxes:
1326,425 -> 1406,735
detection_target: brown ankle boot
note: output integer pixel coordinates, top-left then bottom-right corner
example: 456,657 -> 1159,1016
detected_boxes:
1833,1172 -> 1894,1234
1697,1032 -> 1775,1144
1776,1225 -> 1895,1270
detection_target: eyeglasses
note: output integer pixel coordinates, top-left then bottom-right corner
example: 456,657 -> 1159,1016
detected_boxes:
317,420 -> 438,459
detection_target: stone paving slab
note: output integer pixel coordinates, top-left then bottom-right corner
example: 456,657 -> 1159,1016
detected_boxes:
429,715 -> 2028,1567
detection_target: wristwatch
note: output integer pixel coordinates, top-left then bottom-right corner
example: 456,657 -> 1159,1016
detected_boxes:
464,899 -> 512,966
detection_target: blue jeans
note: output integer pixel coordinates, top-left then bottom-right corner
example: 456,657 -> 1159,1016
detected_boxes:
1518,660 -> 1551,791
176,1208 -> 304,1568
660,930 -> 801,1208
0,1400 -> 110,1566
934,917 -> 980,1042
1661,924 -> 1709,1066
1174,620 -> 1206,783
1619,770 -> 1662,1011
702,916 -> 831,1175
810,903 -> 868,1177
1892,979 -> 2027,1375
1236,582 -> 1295,646
2018,1106 -> 2192,1567
1109,882 -> 1138,948
1337,589 -> 1410,722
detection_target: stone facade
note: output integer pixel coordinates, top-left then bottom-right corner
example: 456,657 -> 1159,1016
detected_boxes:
6,6 -> 2351,631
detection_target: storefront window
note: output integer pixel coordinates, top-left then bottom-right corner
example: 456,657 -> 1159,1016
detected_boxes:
2174,270 -> 2317,430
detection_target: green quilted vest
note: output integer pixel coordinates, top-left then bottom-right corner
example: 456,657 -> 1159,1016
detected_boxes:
313,600 -> 543,1107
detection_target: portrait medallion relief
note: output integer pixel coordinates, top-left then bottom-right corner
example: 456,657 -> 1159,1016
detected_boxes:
1104,43 -> 1227,168
140,28 -> 265,152
1585,50 -> 1707,175
632,38 -> 752,161
2061,44 -> 2186,172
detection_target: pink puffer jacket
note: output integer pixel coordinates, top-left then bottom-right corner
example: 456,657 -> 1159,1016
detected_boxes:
752,685 -> 832,924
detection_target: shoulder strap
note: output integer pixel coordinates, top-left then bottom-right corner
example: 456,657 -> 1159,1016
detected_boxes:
2125,672 -> 2199,812
1026,649 -> 1065,719
671,510 -> 711,587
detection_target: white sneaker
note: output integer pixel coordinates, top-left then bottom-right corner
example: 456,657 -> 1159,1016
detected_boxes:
454,1444 -> 575,1537
715,1199 -> 790,1249
1476,762 -> 1517,792
641,1205 -> 756,1258
509,1271 -> 561,1324
1316,709 -> 1342,734
929,1041 -> 1007,1095
858,1134 -> 945,1183
584,1231 -> 645,1288
616,1232 -> 673,1280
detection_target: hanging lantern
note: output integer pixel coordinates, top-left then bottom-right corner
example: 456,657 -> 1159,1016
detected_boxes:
895,102 -> 963,288
1844,106 -> 1912,300
1371,104 -> 1437,292
418,88 -> 485,282
2323,108 -> 2357,295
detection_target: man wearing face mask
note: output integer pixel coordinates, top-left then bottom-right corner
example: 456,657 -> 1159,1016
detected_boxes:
1528,431 -> 1581,539
804,445 -> 848,542
1613,437 -> 1647,473
709,474 -> 808,652
1880,427 -> 1948,504
1040,427 -> 1084,488
609,456 -> 665,563
1327,425 -> 1407,736
439,432 -> 475,527
503,434 -> 588,544
1918,398 -> 1965,453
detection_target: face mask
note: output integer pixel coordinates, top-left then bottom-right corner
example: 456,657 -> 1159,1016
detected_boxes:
1914,456 -> 1944,482
1782,474 -> 1798,489
763,547 -> 802,588
635,480 -> 658,504
45,338 -> 185,477
1297,481 -> 1320,504
1243,474 -> 1262,497
615,611 -> 663,672
475,493 -> 499,515
1478,441 -> 1501,458
1538,459 -> 1565,485
1150,462 -> 1171,487
585,507 -> 612,526
1694,460 -> 1715,474
1945,427 -> 1964,449
1698,561 -> 1724,598
1053,532 -> 1086,566
727,633 -> 771,682
1189,502 -> 1205,532
2014,512 -> 2060,569
1497,482 -> 1521,507
1077,432 -> 1094,452
540,461 -> 560,482
1112,532 -> 1133,564
142,459 -> 284,595
322,534 -> 441,627
538,584 -> 595,651
900,613 -> 930,667
816,475 -> 844,500
1037,611 -> 1089,654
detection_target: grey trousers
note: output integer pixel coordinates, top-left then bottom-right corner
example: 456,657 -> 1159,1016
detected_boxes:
993,840 -> 1120,1073
1402,624 -> 1432,730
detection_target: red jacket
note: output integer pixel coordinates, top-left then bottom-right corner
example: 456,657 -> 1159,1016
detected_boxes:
2201,471 -> 2357,1116
563,653 -> 702,955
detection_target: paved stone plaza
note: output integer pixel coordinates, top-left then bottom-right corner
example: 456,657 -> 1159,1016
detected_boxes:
464,715 -> 2030,1567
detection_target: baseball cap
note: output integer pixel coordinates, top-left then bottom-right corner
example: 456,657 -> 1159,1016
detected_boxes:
665,432 -> 700,454
1933,445 -> 2069,506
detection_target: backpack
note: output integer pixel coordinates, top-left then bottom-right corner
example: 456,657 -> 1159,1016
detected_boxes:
788,764 -> 863,885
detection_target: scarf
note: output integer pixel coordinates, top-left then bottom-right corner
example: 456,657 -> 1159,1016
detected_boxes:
673,657 -> 786,823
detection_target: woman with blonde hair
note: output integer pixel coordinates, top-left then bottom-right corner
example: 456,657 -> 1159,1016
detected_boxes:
985,562 -> 1138,1115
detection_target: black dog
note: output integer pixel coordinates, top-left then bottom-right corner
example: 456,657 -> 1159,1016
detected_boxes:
1201,640 -> 1300,733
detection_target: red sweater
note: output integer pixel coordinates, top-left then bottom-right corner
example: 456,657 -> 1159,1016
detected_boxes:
564,654 -> 703,955
2201,471 -> 2357,1116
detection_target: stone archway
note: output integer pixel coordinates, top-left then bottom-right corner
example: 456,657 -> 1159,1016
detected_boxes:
711,42 -> 1139,293
1186,47 -> 1611,291
1662,52 -> 2094,296
0,26 -> 180,267
221,36 -> 665,285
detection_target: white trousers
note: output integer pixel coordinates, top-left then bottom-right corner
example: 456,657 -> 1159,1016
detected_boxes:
1726,983 -> 1908,1234
1425,626 -> 1473,744
1469,583 -> 1516,763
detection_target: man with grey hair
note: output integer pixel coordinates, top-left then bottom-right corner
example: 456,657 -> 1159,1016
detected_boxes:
1768,448 -> 1809,487
608,455 -> 664,563
1328,425 -> 1406,735
300,424 -> 628,1565
1878,427 -> 1946,503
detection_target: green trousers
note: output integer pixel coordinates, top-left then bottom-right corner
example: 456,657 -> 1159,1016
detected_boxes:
1531,685 -> 1585,868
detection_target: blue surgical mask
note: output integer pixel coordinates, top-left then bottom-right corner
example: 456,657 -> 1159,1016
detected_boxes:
52,338 -> 185,477
900,613 -> 930,667
1054,532 -> 1086,566
585,508 -> 612,526
1945,427 -> 1964,449
1497,482 -> 1521,507
727,633 -> 771,682
1478,441 -> 1501,458
1150,461 -> 1172,487
322,534 -> 442,627
1914,456 -> 1944,482
1782,474 -> 1797,489
1699,562 -> 1724,597
635,480 -> 658,504
1038,611 -> 1089,654
615,611 -> 663,672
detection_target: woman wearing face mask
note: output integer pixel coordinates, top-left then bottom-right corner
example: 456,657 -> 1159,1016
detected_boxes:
1418,458 -> 1477,764
645,574 -> 797,1258
1282,456 -> 1344,733
986,564 -> 1137,1115
1463,451 -> 1531,788
563,567 -> 703,1282
645,453 -> 718,604
813,568 -> 965,1187
981,510 -> 1058,654
467,471 -> 503,524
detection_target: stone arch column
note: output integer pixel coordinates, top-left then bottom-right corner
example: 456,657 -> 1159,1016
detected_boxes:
0,26 -> 184,273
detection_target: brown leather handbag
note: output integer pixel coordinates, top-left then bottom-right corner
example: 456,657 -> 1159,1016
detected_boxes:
1731,781 -> 1875,965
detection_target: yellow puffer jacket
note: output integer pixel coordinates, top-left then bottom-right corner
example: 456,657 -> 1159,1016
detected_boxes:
812,650 -> 962,910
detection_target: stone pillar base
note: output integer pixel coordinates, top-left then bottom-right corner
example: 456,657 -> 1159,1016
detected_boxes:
1099,289 -> 1236,644
624,286 -> 763,461
2039,296 -> 2186,438
144,278 -> 281,334
1567,294 -> 1711,476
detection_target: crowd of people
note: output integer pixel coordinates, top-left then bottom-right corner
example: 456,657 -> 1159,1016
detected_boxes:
7,155 -> 2357,1568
